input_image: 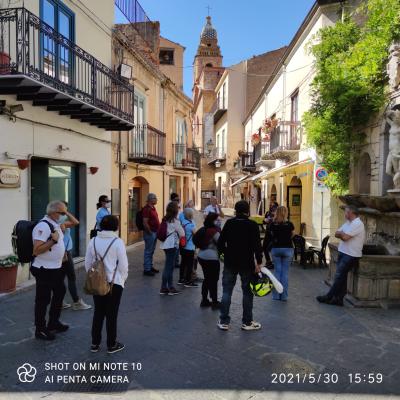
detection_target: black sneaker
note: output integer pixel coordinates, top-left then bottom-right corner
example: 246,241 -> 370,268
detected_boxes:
35,328 -> 56,341
177,279 -> 185,285
107,342 -> 125,354
90,344 -> 100,353
143,270 -> 155,277
47,322 -> 69,333
200,299 -> 211,308
151,267 -> 160,273
316,295 -> 331,304
328,297 -> 344,306
184,282 -> 199,288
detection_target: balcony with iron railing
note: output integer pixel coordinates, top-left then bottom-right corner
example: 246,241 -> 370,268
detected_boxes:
173,144 -> 200,171
263,121 -> 302,161
240,151 -> 256,173
128,124 -> 166,165
207,147 -> 226,166
0,8 -> 134,130
211,98 -> 227,124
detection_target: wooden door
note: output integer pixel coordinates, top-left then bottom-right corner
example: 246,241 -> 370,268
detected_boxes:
287,186 -> 302,234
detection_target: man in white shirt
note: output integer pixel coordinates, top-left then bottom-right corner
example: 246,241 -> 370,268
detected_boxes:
31,200 -> 68,340
317,205 -> 365,306
204,196 -> 224,227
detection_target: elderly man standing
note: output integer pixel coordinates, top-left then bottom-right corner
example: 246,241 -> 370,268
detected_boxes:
31,200 -> 69,340
142,193 -> 160,276
204,196 -> 224,228
317,205 -> 365,306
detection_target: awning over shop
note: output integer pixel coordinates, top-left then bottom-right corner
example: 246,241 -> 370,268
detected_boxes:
260,158 -> 313,180
230,175 -> 251,188
250,170 -> 270,182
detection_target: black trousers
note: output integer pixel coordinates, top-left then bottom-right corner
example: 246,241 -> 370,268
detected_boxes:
30,266 -> 66,330
179,249 -> 195,283
198,258 -> 220,302
91,284 -> 123,348
62,251 -> 79,303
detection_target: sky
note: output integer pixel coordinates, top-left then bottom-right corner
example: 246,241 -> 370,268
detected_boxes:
117,0 -> 316,96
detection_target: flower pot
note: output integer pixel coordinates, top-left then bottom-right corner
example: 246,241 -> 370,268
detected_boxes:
0,52 -> 11,75
0,264 -> 18,293
17,159 -> 30,170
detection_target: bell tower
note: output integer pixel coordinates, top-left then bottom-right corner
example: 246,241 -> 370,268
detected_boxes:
193,16 -> 222,85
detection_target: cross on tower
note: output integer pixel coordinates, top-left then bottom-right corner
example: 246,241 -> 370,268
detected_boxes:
206,5 -> 212,16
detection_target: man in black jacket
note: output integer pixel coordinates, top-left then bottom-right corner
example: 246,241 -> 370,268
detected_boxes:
217,200 -> 263,331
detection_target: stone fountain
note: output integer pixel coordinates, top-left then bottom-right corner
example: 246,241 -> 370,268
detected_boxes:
327,44 -> 400,309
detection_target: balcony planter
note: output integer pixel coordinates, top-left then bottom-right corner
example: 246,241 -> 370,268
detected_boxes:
17,159 -> 30,170
251,133 -> 260,146
89,166 -> 99,175
0,51 -> 10,75
0,255 -> 19,293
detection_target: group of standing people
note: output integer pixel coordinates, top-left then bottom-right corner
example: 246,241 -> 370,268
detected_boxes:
29,191 -> 365,354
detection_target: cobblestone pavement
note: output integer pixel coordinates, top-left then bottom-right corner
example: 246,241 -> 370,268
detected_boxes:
0,226 -> 399,400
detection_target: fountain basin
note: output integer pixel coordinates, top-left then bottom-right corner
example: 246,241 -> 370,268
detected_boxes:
338,194 -> 399,212
328,243 -> 400,308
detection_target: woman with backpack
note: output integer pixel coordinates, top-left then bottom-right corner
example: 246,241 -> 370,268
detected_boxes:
265,206 -> 295,301
159,202 -> 185,296
196,213 -> 221,309
84,215 -> 128,354
178,208 -> 197,287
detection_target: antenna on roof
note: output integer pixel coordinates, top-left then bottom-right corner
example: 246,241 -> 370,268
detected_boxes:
206,5 -> 212,16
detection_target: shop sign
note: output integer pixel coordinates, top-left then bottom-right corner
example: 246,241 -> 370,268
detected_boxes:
0,166 -> 20,188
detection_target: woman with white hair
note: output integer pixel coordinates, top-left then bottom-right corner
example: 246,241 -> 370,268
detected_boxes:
178,207 -> 197,287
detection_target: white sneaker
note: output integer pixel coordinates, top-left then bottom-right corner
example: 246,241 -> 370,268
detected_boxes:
62,302 -> 71,309
217,320 -> 229,331
72,299 -> 92,311
241,321 -> 262,331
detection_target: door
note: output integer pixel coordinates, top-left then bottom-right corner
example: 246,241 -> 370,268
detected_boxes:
127,185 -> 141,245
31,158 -> 80,255
287,186 -> 302,234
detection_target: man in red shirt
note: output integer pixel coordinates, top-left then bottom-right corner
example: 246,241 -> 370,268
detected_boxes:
143,193 -> 160,276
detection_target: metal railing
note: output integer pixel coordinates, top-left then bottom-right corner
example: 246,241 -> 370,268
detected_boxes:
129,124 -> 166,164
173,144 -> 200,170
207,147 -> 226,161
0,8 -> 134,123
240,151 -> 255,171
115,0 -> 153,46
211,98 -> 227,114
269,121 -> 302,153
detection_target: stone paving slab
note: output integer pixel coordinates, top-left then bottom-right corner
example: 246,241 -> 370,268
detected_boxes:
0,237 -> 399,399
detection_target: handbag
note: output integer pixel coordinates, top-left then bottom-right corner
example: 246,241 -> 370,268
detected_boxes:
90,222 -> 98,239
84,237 -> 118,296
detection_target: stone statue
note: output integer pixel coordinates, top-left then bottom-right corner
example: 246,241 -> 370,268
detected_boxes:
387,44 -> 400,90
385,109 -> 400,190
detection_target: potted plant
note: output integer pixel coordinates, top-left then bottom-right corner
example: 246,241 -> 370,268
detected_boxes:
0,255 -> 19,293
251,133 -> 260,146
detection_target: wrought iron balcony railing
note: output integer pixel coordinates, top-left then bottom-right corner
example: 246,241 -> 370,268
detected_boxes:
211,98 -> 227,124
207,147 -> 226,165
173,144 -> 200,171
128,124 -> 166,165
269,121 -> 302,153
0,8 -> 134,130
240,151 -> 256,172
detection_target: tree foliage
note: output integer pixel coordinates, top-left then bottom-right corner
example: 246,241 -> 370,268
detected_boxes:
304,0 -> 400,195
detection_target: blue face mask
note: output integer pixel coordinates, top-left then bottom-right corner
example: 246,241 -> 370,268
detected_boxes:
58,215 -> 68,224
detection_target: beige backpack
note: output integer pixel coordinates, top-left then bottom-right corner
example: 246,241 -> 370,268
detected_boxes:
84,237 -> 118,296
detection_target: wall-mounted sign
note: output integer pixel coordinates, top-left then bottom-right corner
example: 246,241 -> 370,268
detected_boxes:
315,167 -> 328,182
0,165 -> 20,188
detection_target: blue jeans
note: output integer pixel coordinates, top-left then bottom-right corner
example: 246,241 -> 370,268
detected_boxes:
327,251 -> 359,301
162,248 -> 178,289
143,231 -> 157,272
271,247 -> 294,300
220,268 -> 254,325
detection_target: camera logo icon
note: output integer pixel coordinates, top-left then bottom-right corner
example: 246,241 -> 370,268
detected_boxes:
17,363 -> 37,383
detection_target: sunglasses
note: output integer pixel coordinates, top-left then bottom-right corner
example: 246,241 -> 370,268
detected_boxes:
56,211 -> 67,215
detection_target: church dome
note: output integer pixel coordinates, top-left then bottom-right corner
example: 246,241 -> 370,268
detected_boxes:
201,16 -> 217,40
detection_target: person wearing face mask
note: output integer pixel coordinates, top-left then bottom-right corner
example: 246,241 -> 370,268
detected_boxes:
96,195 -> 111,230
31,201 -> 69,341
60,201 -> 91,311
